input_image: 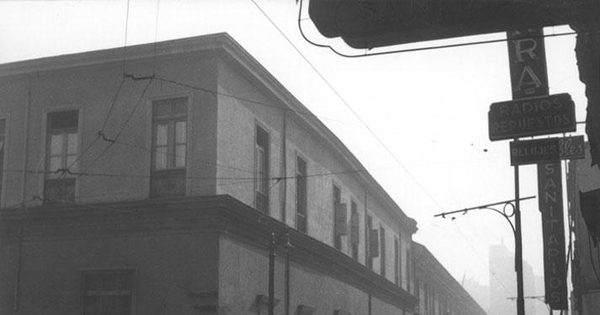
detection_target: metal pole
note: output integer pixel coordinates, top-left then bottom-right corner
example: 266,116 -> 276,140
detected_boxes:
268,233 -> 275,315
514,162 -> 525,315
285,237 -> 290,315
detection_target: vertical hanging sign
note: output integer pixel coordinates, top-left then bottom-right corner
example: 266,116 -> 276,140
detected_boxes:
537,162 -> 568,309
507,29 -> 568,311
508,29 -> 549,99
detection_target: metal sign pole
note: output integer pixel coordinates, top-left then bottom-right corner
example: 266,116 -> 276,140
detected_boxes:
514,160 -> 525,315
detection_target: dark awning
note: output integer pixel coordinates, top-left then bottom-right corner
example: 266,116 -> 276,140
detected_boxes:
580,188 -> 600,243
308,0 -> 598,49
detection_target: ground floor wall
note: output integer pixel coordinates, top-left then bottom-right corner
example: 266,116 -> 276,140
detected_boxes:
575,290 -> 600,315
0,196 -> 417,315
219,236 -> 413,315
0,232 -> 220,315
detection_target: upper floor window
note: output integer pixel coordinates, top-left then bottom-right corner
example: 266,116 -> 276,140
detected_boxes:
255,125 -> 270,213
333,185 -> 347,251
83,269 -> 134,315
405,246 -> 412,292
350,200 -> 359,260
0,119 -> 5,206
394,237 -> 400,285
296,156 -> 307,233
366,214 -> 378,270
44,110 -> 78,203
380,225 -> 386,277
151,97 -> 187,198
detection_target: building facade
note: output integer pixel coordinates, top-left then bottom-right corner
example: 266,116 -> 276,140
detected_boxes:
0,33 -> 482,315
412,243 -> 487,315
568,143 -> 600,315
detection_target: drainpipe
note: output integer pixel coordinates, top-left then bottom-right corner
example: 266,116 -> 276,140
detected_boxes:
21,75 -> 32,207
280,110 -> 287,223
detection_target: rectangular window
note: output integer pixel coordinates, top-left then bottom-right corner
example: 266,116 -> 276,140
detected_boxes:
380,225 -> 386,277
399,236 -> 405,288
296,156 -> 307,233
255,126 -> 269,213
333,185 -> 346,250
394,237 -> 399,285
83,269 -> 133,315
350,201 -> 359,260
414,273 -> 420,302
406,249 -> 412,292
151,97 -> 187,198
366,215 -> 378,270
44,110 -> 78,203
0,119 -> 5,206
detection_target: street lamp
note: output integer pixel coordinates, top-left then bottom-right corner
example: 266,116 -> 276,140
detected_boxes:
434,196 -> 536,315
267,228 -> 292,315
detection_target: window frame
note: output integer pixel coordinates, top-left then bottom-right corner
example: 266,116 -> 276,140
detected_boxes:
350,199 -> 359,260
332,183 -> 345,251
0,118 -> 6,207
254,123 -> 270,213
151,97 -> 188,171
295,154 -> 308,233
150,96 -> 188,199
394,236 -> 399,285
43,109 -> 81,204
81,268 -> 136,315
380,224 -> 386,277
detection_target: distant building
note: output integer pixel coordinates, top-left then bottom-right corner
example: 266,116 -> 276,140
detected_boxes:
0,33 -> 483,315
488,243 -> 541,315
462,276 -> 490,313
568,143 -> 600,315
412,243 -> 486,315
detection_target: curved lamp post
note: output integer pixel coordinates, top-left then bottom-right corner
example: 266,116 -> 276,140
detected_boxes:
434,196 -> 536,315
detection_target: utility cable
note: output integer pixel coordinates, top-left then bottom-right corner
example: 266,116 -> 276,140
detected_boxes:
3,164 -> 400,184
152,0 -> 161,76
82,77 -> 154,174
296,0 -> 599,59
62,78 -> 127,175
256,0 -> 513,295
122,0 -> 131,74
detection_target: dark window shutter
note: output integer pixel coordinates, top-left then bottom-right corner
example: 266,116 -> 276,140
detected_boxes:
335,203 -> 348,236
369,229 -> 379,257
350,211 -> 359,244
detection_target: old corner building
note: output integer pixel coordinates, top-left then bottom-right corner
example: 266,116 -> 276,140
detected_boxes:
568,142 -> 600,315
0,33 -> 485,315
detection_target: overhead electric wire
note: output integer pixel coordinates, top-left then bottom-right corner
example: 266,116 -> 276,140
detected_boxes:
122,0 -> 131,74
97,133 -> 257,176
3,164 -> 399,184
66,0 -> 132,173
152,0 -> 161,76
296,0 -> 594,59
251,0 -> 517,294
82,77 -> 154,174
64,77 -> 127,174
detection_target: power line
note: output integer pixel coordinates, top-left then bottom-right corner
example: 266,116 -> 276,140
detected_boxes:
253,0 -> 518,294
98,134 -> 256,176
122,0 -> 131,74
296,0 -> 595,59
4,164 -> 399,184
65,77 -> 127,173
82,77 -> 154,174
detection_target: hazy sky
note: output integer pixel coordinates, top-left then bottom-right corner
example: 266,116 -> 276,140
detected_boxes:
0,0 -> 587,304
